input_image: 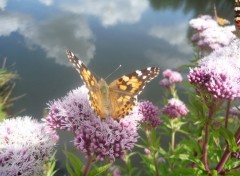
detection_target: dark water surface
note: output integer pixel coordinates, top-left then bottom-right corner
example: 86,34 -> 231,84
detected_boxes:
0,0 -> 234,174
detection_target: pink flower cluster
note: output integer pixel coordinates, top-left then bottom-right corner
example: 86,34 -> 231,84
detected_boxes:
45,86 -> 144,161
189,15 -> 236,51
159,69 -> 183,88
0,116 -> 58,176
138,101 -> 160,128
162,98 -> 189,118
188,39 -> 240,100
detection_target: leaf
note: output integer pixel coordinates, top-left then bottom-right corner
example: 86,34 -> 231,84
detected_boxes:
63,150 -> 83,176
217,128 -> 237,151
158,146 -> 167,155
88,163 -> 112,176
170,168 -> 204,176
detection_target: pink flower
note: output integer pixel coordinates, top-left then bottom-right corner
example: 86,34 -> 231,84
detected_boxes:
189,15 -> 236,51
45,86 -> 144,161
189,15 -> 218,30
109,166 -> 121,176
0,116 -> 57,176
139,101 -> 160,128
188,39 -> 240,100
159,69 -> 183,88
229,107 -> 240,117
144,148 -> 151,155
162,98 -> 189,118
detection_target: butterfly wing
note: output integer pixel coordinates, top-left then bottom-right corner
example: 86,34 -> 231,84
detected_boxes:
235,0 -> 240,35
109,67 -> 160,119
66,50 -> 104,117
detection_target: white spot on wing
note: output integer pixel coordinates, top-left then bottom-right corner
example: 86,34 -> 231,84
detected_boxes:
136,70 -> 142,76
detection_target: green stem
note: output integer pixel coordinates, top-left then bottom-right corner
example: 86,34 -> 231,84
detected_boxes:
225,100 -> 231,128
145,129 -> 160,176
153,153 -> 160,176
202,102 -> 215,174
170,85 -> 178,99
171,130 -> 176,152
83,156 -> 93,176
216,127 -> 240,173
170,119 -> 176,153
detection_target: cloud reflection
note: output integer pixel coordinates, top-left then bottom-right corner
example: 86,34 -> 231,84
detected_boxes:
0,12 -> 32,36
0,0 -> 8,10
23,15 -> 95,65
0,11 -> 95,65
60,0 -> 149,27
38,0 -> 53,6
145,49 -> 189,69
148,23 -> 192,55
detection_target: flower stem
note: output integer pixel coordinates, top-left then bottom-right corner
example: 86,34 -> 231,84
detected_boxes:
83,156 -> 93,176
171,129 -> 176,152
202,102 -> 214,173
225,100 -> 231,128
153,153 -> 160,176
170,119 -> 176,153
216,127 -> 240,173
216,147 -> 231,173
170,85 -> 178,99
145,129 -> 160,176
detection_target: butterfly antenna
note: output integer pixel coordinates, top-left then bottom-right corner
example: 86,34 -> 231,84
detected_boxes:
104,65 -> 122,80
213,3 -> 217,18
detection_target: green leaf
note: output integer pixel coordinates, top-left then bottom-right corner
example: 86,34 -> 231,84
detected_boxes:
44,151 -> 58,176
88,163 -> 112,176
63,150 -> 83,176
158,146 -> 167,155
217,128 -> 237,151
170,168 -> 204,176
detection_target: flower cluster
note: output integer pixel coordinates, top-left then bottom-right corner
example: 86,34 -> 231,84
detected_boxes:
45,86 -> 144,161
138,100 -> 160,128
162,98 -> 189,118
188,39 -> 240,100
189,15 -> 236,51
229,107 -> 240,117
0,116 -> 58,176
159,69 -> 183,88
109,166 -> 121,176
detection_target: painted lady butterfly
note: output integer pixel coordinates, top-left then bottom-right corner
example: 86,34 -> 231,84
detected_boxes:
213,4 -> 230,26
66,50 -> 160,120
235,0 -> 240,32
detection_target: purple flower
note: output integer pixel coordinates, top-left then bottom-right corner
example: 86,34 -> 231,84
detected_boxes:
189,15 -> 218,30
0,116 -> 58,176
162,98 -> 189,118
139,101 -> 160,128
229,107 -> 240,117
159,69 -> 183,88
144,148 -> 151,155
45,86 -> 143,161
188,39 -> 240,100
189,15 -> 236,51
109,166 -> 121,176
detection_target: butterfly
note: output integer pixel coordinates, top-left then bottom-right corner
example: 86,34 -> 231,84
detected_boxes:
213,4 -> 230,26
66,50 -> 160,120
235,0 -> 240,33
